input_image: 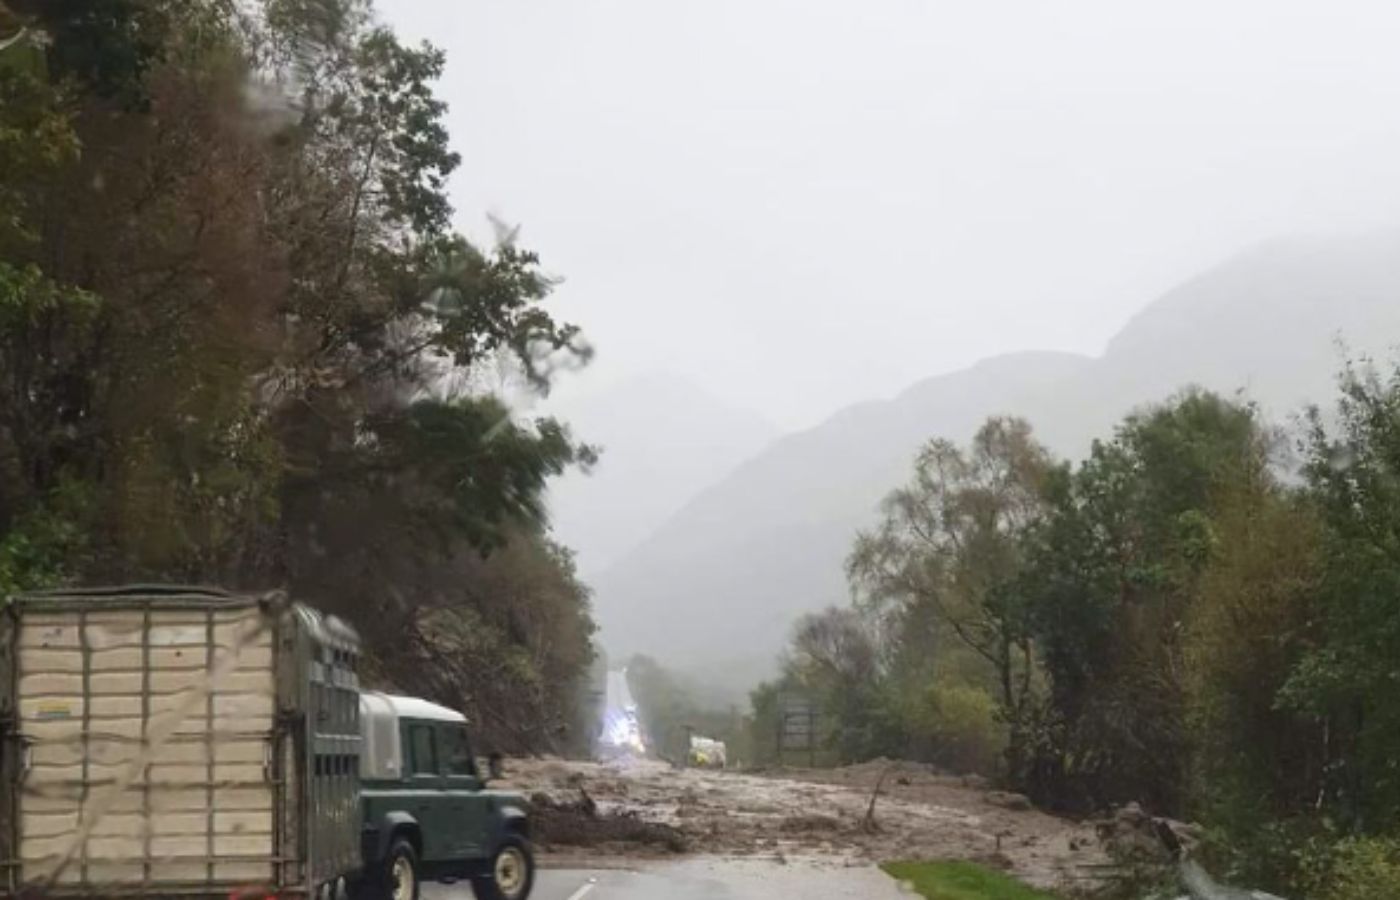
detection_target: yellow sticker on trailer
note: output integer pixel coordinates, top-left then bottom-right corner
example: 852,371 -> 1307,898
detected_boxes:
35,701 -> 73,720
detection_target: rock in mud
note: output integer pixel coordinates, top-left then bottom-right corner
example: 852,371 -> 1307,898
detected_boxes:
779,814 -> 843,834
1095,802 -> 1203,863
985,790 -> 1034,811
530,792 -> 688,853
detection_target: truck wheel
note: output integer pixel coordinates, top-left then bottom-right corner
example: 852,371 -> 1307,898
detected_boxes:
472,836 -> 535,900
376,838 -> 421,900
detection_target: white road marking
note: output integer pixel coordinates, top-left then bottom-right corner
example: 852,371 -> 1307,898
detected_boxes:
563,877 -> 598,900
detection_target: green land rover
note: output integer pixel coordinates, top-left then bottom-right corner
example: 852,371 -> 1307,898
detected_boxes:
357,692 -> 535,900
0,585 -> 535,900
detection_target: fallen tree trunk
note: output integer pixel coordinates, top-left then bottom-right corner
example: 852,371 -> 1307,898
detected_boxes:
860,763 -> 897,833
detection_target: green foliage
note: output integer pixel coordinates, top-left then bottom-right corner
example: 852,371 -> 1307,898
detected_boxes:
783,606 -> 884,763
366,532 -> 596,753
0,0 -> 598,749
767,417 -> 1056,777
13,0 -> 175,100
1190,816 -> 1339,897
0,262 -> 98,323
1183,486 -> 1325,849
1315,837 -> 1400,900
0,63 -> 76,246
1016,375 -> 1400,888
746,679 -> 784,765
915,682 -> 1005,776
0,479 -> 93,595
346,398 -> 592,553
420,235 -> 590,386
780,359 -> 1400,890
1287,361 -> 1400,828
881,860 -> 1062,900
848,418 -> 1053,778
1021,390 -> 1273,813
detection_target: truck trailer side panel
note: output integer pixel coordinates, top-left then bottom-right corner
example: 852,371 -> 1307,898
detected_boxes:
0,588 -> 359,898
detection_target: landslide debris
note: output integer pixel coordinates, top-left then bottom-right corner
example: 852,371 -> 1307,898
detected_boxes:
530,791 -> 688,853
501,756 -> 1109,891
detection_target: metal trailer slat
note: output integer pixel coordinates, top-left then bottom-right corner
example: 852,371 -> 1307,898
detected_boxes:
203,606 -> 215,889
140,602 -> 151,891
76,609 -> 89,887
1,614 -> 14,895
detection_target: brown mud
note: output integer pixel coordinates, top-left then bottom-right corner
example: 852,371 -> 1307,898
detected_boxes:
500,757 -> 1112,891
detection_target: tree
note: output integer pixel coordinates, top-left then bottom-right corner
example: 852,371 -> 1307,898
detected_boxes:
848,417 -> 1054,779
0,0 -> 591,573
6,0 -> 178,101
1182,484 -> 1326,887
1023,390 -> 1274,813
0,0 -> 602,752
1286,360 -> 1400,830
365,530 -> 596,754
785,606 -> 883,762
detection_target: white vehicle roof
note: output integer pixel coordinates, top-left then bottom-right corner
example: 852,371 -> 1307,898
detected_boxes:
362,691 -> 466,723
359,692 -> 467,780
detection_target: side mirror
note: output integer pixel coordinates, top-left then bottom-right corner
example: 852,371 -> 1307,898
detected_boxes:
486,751 -> 505,782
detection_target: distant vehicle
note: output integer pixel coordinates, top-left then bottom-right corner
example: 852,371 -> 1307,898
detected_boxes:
0,585 -> 534,900
688,736 -> 728,769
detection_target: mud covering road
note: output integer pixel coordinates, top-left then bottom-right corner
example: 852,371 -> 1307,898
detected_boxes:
500,757 -> 1110,893
427,861 -> 912,900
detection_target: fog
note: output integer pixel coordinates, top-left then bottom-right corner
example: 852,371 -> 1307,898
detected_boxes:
379,0 -> 1400,429
375,1 -> 1400,673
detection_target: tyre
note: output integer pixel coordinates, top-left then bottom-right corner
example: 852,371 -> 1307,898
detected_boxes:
472,836 -> 535,900
358,838 -> 420,900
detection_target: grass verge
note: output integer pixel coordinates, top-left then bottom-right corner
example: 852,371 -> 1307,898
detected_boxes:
881,860 -> 1063,900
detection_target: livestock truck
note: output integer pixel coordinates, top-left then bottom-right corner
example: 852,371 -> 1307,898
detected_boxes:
0,585 -> 534,900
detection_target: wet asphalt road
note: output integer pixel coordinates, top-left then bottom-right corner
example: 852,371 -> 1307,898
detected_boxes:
424,858 -> 911,900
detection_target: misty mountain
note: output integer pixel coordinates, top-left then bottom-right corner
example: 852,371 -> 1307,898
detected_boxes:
546,372 -> 778,575
590,231 -> 1400,691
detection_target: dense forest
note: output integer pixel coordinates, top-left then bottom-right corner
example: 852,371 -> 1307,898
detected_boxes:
752,368 -> 1400,897
0,0 -> 597,754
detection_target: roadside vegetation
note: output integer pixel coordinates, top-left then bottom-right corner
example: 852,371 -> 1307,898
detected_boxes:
0,0 -> 598,754
757,366 -> 1400,897
882,860 -> 1062,900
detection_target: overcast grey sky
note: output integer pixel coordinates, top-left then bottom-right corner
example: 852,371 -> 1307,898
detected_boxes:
377,0 -> 1400,429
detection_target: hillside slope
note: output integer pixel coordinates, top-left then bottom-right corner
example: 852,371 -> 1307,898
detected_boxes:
591,231 -> 1400,685
546,372 -> 778,575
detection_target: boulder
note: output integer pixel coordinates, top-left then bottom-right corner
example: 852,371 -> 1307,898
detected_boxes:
984,790 -> 1033,811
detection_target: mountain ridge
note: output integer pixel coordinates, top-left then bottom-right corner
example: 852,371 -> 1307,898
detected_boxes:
545,370 -> 779,575
589,230 -> 1400,687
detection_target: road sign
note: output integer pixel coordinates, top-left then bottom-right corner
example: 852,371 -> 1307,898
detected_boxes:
776,693 -> 818,765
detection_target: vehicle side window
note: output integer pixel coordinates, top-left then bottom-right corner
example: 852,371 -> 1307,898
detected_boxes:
407,722 -> 437,776
440,725 -> 476,777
